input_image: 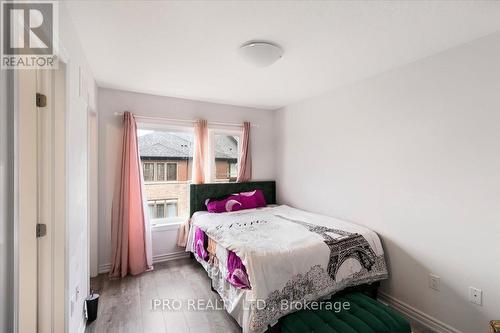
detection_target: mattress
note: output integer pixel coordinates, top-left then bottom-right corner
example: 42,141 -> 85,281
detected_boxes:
186,205 -> 388,333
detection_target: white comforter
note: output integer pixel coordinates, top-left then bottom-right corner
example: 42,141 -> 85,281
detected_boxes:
187,205 -> 388,333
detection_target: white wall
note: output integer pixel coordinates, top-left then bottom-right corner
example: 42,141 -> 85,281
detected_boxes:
97,88 -> 275,271
60,3 -> 97,333
275,32 -> 500,333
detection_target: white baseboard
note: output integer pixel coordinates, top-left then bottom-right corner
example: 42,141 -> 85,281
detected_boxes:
378,292 -> 463,333
97,252 -> 190,274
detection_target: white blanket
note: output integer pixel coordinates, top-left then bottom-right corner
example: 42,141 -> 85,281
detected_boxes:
188,205 -> 388,333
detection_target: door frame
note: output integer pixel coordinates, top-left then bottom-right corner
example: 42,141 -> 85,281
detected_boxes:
88,109 -> 99,279
51,60 -> 68,333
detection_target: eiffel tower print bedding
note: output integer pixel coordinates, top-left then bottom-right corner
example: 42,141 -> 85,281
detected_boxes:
187,205 -> 388,333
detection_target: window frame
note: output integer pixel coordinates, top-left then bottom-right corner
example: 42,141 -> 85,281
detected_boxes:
137,122 -> 243,226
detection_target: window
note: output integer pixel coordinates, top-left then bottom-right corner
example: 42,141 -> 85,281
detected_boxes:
143,162 -> 154,181
229,162 -> 238,179
166,201 -> 177,217
148,199 -> 178,219
148,203 -> 155,219
144,162 -> 178,182
156,203 -> 165,218
138,127 -> 193,224
156,163 -> 165,181
213,133 -> 240,182
166,162 -> 177,181
138,125 -> 242,224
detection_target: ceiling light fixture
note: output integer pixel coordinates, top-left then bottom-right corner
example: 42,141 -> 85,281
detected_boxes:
239,41 -> 283,67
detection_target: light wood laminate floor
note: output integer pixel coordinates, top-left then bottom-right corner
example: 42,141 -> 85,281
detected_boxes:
87,257 -> 432,333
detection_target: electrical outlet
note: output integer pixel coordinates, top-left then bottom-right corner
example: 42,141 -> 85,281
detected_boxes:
469,287 -> 482,306
429,274 -> 440,291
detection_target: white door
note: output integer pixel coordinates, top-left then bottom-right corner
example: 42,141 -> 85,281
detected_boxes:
52,63 -> 67,333
17,65 -> 67,333
36,66 -> 67,333
17,68 -> 39,333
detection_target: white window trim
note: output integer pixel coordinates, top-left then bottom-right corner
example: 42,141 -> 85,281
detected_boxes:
151,217 -> 185,227
137,121 -> 195,134
208,128 -> 242,183
151,218 -> 186,230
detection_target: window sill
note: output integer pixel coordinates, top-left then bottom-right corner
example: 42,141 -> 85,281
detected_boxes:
151,220 -> 186,231
144,180 -> 190,185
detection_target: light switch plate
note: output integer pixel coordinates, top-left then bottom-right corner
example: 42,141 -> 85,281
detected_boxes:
429,274 -> 440,291
469,287 -> 482,306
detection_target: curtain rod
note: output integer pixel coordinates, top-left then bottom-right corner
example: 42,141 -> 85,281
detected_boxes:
113,112 -> 259,128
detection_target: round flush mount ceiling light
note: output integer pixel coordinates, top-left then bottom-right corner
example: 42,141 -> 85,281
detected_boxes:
239,41 -> 283,67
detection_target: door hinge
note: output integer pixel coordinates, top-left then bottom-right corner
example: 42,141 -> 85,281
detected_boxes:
36,223 -> 47,238
36,93 -> 47,107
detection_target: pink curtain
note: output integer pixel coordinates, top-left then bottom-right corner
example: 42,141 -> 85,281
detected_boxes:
192,119 -> 208,184
237,122 -> 252,182
177,119 -> 207,248
109,112 -> 149,278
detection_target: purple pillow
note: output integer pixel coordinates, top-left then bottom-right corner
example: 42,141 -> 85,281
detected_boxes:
206,194 -> 242,213
206,189 -> 266,213
239,190 -> 266,208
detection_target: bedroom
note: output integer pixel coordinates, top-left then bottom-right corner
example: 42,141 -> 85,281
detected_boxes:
1,1 -> 499,333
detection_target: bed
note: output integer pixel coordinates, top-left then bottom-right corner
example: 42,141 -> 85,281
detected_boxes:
186,181 -> 388,333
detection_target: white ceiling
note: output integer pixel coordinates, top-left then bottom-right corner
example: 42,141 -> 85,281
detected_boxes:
66,1 -> 500,110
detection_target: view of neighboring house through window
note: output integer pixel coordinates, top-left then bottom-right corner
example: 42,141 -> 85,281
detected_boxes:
214,134 -> 239,182
143,162 -> 155,181
138,128 -> 193,224
156,163 -> 165,181
229,162 -> 238,179
138,126 -> 241,224
148,199 -> 178,219
167,162 -> 177,181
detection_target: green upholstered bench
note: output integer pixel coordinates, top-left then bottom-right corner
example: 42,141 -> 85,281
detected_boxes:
280,292 -> 411,333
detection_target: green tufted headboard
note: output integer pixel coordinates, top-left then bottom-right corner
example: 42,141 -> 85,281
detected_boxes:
189,181 -> 276,217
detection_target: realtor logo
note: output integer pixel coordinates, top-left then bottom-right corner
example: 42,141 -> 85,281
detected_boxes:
1,0 -> 58,69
